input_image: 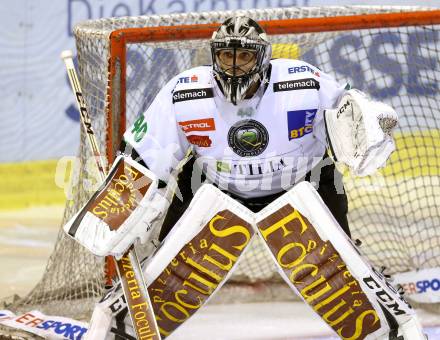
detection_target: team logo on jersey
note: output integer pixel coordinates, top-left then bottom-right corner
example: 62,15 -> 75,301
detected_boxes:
287,109 -> 317,140
288,65 -> 320,77
228,119 -> 269,157
187,135 -> 212,147
178,118 -> 215,133
273,78 -> 320,92
172,88 -> 214,103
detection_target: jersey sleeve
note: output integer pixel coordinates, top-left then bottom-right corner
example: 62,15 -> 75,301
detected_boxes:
318,69 -> 348,109
122,77 -> 190,182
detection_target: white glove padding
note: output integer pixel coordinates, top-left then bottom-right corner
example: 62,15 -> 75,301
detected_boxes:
325,89 -> 398,176
63,155 -> 170,259
86,184 -> 255,339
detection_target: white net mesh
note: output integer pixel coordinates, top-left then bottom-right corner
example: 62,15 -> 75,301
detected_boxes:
3,6 -> 440,323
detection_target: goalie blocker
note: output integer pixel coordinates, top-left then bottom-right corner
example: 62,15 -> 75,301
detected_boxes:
63,155 -> 170,259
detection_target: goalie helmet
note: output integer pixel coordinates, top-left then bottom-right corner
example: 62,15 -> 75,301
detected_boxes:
210,16 -> 272,105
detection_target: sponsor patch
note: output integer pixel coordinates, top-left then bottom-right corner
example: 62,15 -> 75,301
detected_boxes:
287,109 -> 317,140
273,78 -> 320,92
228,119 -> 269,157
288,65 -> 320,76
131,114 -> 148,142
177,75 -> 198,84
172,88 -> 214,103
178,118 -> 216,133
187,135 -> 212,147
214,157 -> 288,176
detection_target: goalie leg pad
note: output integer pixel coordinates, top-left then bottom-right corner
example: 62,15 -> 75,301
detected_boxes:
256,181 -> 424,340
87,184 -> 255,339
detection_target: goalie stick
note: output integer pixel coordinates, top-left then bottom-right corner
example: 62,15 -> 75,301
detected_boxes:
61,50 -> 161,340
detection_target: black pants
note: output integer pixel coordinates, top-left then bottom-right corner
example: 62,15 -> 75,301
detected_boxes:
159,155 -> 350,241
305,156 -> 350,238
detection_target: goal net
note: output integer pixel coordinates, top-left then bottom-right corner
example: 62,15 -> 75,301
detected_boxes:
4,6 -> 440,321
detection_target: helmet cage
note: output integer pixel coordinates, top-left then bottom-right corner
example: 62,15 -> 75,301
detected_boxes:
210,17 -> 271,105
215,48 -> 257,73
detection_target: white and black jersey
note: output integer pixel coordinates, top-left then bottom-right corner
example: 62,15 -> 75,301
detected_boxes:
123,59 -> 347,199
